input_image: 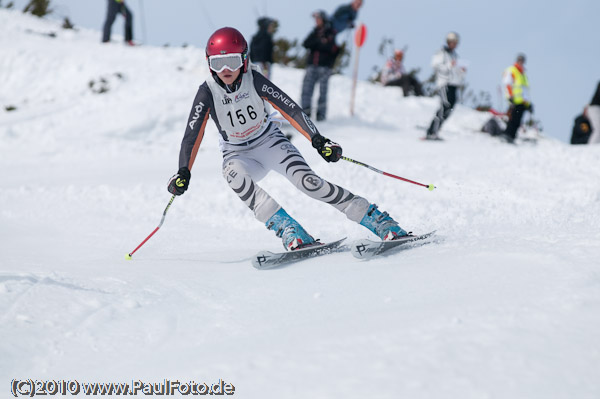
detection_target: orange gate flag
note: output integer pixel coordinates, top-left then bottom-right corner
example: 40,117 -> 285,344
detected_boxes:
350,23 -> 367,116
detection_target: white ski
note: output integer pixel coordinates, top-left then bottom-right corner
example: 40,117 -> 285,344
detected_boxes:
351,231 -> 436,260
252,238 -> 347,270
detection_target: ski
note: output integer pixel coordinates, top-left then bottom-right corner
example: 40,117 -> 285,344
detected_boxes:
350,231 -> 436,260
252,237 -> 347,270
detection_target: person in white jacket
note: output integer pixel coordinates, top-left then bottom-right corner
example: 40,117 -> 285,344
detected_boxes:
425,32 -> 466,140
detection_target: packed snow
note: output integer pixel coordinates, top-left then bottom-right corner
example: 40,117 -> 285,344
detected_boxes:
1,10 -> 600,399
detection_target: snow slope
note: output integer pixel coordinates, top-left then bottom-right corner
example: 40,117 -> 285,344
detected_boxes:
1,10 -> 600,399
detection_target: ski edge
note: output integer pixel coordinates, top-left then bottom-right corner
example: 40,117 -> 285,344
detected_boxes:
350,231 -> 437,260
252,237 -> 347,270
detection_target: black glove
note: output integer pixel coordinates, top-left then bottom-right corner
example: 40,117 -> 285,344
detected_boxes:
167,167 -> 191,195
526,102 -> 534,114
312,134 -> 342,162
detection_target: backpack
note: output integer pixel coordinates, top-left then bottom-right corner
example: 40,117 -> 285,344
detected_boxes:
482,117 -> 505,136
571,114 -> 592,144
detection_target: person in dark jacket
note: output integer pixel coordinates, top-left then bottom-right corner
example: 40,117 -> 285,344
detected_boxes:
330,0 -> 363,34
250,17 -> 277,79
300,11 -> 340,121
586,81 -> 600,144
102,0 -> 134,45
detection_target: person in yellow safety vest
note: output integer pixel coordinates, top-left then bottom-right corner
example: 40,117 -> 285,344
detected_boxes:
501,53 -> 533,143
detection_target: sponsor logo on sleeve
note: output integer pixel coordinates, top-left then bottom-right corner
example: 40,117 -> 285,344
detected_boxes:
188,102 -> 205,130
301,112 -> 317,135
261,84 -> 295,109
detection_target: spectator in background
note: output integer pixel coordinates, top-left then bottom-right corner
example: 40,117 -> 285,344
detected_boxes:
501,53 -> 533,143
102,0 -> 134,45
570,113 -> 592,144
330,0 -> 363,34
301,10 -> 339,122
425,32 -> 466,140
250,17 -> 277,80
585,81 -> 600,144
381,49 -> 423,96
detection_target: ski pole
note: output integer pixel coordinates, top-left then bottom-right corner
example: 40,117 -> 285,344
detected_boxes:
342,156 -> 436,191
125,194 -> 176,260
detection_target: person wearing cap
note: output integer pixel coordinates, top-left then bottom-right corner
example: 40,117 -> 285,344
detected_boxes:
425,32 -> 466,140
380,49 -> 423,96
585,82 -> 600,144
501,53 -> 533,143
330,0 -> 363,34
300,10 -> 340,121
250,17 -> 277,80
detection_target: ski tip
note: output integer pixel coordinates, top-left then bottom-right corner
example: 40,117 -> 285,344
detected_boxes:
125,253 -> 133,260
350,239 -> 379,260
252,251 -> 275,270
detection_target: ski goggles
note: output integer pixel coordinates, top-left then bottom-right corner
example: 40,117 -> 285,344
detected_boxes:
208,53 -> 244,73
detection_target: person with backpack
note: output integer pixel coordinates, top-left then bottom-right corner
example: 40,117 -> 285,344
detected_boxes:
500,54 -> 533,143
300,11 -> 340,122
586,81 -> 600,144
167,27 -> 411,252
102,0 -> 134,45
424,32 -> 466,140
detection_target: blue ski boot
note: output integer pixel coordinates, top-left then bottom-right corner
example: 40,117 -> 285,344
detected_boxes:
360,204 -> 408,241
266,208 -> 316,251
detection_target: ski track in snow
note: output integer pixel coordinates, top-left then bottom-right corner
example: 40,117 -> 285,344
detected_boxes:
1,10 -> 600,399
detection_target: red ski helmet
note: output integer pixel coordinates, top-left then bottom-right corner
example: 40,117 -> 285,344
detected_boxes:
206,27 -> 249,73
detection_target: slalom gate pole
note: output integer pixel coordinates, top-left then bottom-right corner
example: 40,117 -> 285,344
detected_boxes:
126,195 -> 176,260
342,156 -> 436,191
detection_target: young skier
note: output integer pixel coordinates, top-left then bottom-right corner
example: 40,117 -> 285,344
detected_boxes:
167,27 -> 409,251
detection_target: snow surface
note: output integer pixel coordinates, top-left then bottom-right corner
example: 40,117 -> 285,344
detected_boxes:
2,10 -> 600,399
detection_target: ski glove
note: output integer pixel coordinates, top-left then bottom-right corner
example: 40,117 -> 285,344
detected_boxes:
312,134 -> 342,162
167,167 -> 191,195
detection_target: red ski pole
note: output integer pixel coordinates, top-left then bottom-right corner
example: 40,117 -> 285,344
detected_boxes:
125,195 -> 176,260
342,156 -> 436,191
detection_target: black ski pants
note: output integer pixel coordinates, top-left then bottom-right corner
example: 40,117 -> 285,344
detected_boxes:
427,85 -> 458,136
504,103 -> 527,140
102,0 -> 133,42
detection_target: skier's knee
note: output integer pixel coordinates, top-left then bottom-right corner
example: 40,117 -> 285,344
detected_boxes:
222,159 -> 247,188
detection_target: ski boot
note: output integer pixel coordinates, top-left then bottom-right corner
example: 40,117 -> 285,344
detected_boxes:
360,204 -> 408,241
266,208 -> 316,251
